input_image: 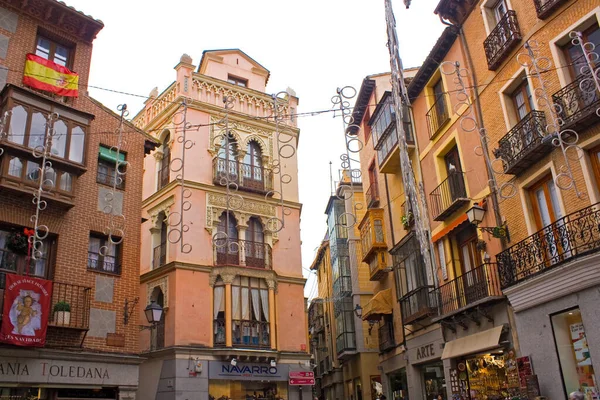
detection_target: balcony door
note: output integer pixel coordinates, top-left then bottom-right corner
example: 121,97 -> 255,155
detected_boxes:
433,79 -> 447,126
158,134 -> 170,190
493,0 -> 508,25
529,176 -> 567,268
243,141 -> 263,190
456,225 -> 484,306
217,211 -> 239,265
217,134 -> 239,181
444,147 -> 466,201
245,217 -> 265,268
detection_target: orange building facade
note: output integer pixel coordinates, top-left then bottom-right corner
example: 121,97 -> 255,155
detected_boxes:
0,0 -> 155,399
133,50 -> 310,400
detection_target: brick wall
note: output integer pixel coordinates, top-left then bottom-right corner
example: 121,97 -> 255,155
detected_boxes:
0,2 -> 148,354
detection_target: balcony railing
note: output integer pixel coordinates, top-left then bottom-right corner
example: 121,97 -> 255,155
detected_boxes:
87,253 -> 120,275
336,332 -> 356,356
213,158 -> 274,194
552,74 -> 600,131
378,318 -> 395,352
366,183 -> 380,208
333,276 -> 352,296
534,0 -> 569,19
214,239 -> 272,269
49,281 -> 92,330
432,263 -> 502,318
483,11 -> 522,71
213,318 -> 226,347
430,172 -> 469,221
493,111 -> 551,175
400,285 -> 437,324
232,319 -> 270,348
497,202 -> 600,289
152,244 -> 166,269
426,96 -> 450,139
96,171 -> 125,190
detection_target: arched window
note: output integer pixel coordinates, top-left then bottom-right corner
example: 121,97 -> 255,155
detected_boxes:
231,276 -> 270,348
217,134 -> 239,180
153,212 -> 168,269
243,141 -> 263,187
245,217 -> 265,268
150,286 -> 165,349
158,133 -> 170,190
216,211 -> 239,266
213,278 -> 225,346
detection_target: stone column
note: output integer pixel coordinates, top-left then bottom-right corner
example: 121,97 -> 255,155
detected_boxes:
238,223 -> 247,266
267,279 -> 277,350
223,273 -> 235,347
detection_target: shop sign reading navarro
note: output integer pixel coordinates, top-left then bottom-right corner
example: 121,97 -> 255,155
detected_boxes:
0,274 -> 53,347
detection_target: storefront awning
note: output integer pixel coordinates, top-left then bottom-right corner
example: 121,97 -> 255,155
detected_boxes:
441,325 -> 503,360
362,288 -> 393,321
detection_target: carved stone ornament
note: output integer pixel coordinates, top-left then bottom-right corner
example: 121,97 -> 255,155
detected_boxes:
147,276 -> 168,308
209,266 -> 277,291
148,196 -> 175,229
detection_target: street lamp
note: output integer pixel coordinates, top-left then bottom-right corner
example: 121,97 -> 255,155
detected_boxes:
144,300 -> 163,324
354,304 -> 363,319
466,204 -> 510,242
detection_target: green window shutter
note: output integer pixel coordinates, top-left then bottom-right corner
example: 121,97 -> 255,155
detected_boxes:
99,146 -> 126,164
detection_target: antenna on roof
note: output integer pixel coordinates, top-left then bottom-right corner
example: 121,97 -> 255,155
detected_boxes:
329,161 -> 334,195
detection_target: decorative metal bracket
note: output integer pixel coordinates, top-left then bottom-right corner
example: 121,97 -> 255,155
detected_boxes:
123,296 -> 139,325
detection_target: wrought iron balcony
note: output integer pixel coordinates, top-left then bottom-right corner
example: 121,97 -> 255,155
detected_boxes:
552,74 -> 600,131
497,202 -> 600,289
534,0 -> 569,19
426,96 -> 450,139
484,11 -> 522,71
400,285 -> 437,324
213,158 -> 274,194
232,319 -> 270,348
49,281 -> 92,330
366,183 -> 380,208
87,253 -> 120,275
378,317 -> 395,352
152,244 -> 166,269
432,262 -> 502,319
214,238 -> 272,269
96,170 -> 125,190
430,171 -> 469,221
493,111 -> 551,175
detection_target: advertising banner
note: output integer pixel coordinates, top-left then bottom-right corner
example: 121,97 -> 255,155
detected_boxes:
0,274 -> 53,347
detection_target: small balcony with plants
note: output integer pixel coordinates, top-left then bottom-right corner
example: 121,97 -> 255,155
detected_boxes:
483,10 -> 522,71
497,202 -> 600,289
552,74 -> 600,132
430,171 -> 469,221
492,110 -> 551,175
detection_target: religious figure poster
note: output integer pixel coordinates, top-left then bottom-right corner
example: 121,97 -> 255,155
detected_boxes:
0,274 -> 53,347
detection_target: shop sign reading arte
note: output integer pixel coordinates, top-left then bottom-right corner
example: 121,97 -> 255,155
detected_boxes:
0,274 -> 53,347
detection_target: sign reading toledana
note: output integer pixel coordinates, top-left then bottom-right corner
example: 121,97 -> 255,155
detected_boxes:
0,358 -> 138,386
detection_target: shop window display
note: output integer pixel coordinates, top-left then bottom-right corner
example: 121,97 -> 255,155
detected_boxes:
423,361 -> 446,399
465,353 -> 509,400
388,369 -> 409,400
551,308 -> 598,398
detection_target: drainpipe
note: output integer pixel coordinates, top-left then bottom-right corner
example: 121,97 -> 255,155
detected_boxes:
440,16 -> 506,250
384,174 -> 396,246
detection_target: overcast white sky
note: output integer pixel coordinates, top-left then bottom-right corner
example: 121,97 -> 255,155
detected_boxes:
65,0 -> 445,298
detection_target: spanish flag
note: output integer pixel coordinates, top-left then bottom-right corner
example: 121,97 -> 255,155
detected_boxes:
23,53 -> 79,97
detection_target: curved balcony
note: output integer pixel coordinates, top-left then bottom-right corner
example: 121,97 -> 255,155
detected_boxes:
214,239 -> 272,269
493,111 -> 551,175
213,158 -> 274,194
497,202 -> 600,289
484,11 -> 522,71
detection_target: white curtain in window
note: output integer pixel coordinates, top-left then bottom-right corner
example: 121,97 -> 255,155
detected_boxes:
260,289 -> 269,322
241,287 -> 250,320
251,289 -> 260,321
232,286 -> 241,320
213,286 -> 224,319
88,237 -> 100,267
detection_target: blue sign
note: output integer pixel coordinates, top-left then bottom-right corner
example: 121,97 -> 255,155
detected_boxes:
208,361 -> 290,381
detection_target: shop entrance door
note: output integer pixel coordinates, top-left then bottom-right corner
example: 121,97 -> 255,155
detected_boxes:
422,361 -> 446,400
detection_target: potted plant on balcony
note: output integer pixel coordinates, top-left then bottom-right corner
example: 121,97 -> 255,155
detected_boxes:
53,301 -> 71,326
401,212 -> 414,229
6,229 -> 30,255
